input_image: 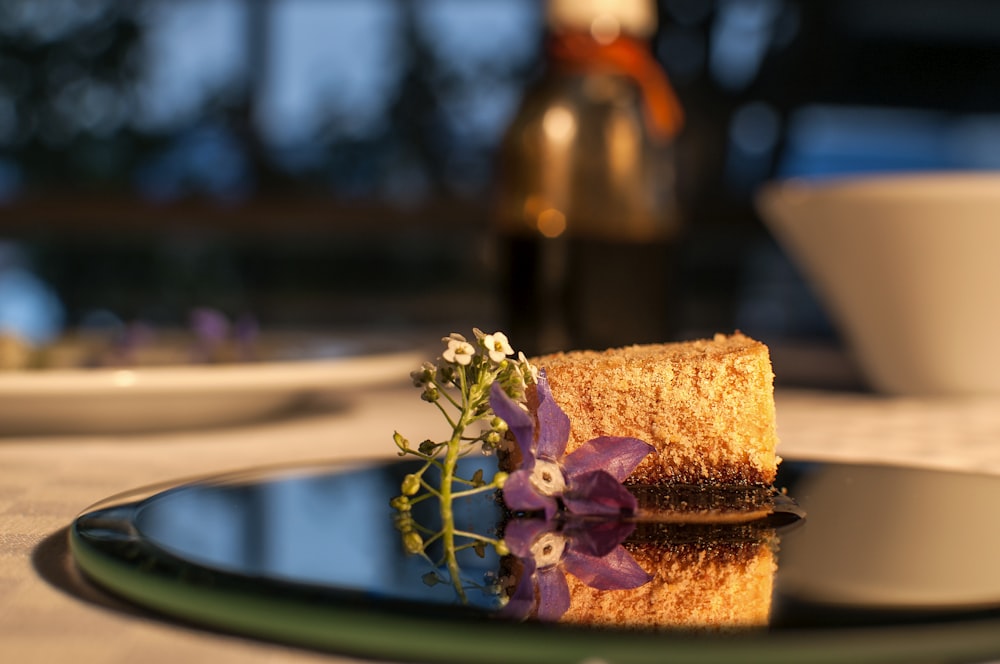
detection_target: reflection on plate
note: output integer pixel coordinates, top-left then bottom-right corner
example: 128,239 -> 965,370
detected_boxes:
70,459 -> 1000,663
0,333 -> 424,435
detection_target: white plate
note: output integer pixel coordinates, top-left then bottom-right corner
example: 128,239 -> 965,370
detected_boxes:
0,334 -> 424,435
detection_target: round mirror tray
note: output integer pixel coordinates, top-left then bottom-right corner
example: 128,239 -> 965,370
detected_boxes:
70,458 -> 1000,663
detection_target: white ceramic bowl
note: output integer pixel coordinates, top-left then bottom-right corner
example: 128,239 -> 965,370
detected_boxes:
757,172 -> 1000,395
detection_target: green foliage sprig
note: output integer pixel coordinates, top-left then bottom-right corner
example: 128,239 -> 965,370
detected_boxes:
391,329 -> 536,599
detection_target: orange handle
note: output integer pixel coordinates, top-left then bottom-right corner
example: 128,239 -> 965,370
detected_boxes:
548,32 -> 684,142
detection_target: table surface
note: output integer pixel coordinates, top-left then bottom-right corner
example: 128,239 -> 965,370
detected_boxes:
5,363 -> 1000,663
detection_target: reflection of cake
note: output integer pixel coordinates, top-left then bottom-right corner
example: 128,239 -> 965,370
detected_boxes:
532,333 -> 779,485
499,516 -> 782,630
561,525 -> 777,630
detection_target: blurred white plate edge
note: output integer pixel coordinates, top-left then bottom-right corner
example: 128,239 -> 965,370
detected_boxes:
0,350 -> 422,395
0,349 -> 425,435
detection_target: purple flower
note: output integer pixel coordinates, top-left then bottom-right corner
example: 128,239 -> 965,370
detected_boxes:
489,370 -> 654,519
499,518 -> 651,622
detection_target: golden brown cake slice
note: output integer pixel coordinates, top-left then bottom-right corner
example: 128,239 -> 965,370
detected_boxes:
533,332 -> 779,485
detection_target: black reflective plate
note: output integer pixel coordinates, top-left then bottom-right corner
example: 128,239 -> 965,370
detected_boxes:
70,459 -> 1000,663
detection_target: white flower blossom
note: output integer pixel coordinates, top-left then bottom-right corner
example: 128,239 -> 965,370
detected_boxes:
528,459 -> 567,497
442,338 -> 475,365
482,331 -> 514,363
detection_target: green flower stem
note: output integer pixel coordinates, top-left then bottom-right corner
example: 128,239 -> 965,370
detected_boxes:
452,529 -> 501,546
421,529 -> 444,547
433,399 -> 458,431
450,484 -> 501,500
439,388 -> 462,413
418,478 -> 442,498
411,521 -> 438,536
440,454 -> 465,586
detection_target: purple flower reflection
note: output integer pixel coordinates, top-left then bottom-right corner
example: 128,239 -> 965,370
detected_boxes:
490,370 -> 654,518
500,518 -> 651,622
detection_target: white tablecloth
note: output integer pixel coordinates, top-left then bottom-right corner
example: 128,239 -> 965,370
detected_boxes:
4,373 -> 1000,663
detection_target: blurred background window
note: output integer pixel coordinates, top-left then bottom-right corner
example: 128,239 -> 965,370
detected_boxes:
0,0 -> 543,339
2,0 -> 1000,369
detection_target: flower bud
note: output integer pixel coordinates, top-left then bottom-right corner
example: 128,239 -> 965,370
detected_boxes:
437,365 -> 455,384
493,471 -> 509,488
421,386 -> 439,402
403,531 -> 424,554
401,473 -> 421,495
410,362 -> 435,387
494,539 -> 510,557
390,495 -> 410,511
393,513 -> 413,532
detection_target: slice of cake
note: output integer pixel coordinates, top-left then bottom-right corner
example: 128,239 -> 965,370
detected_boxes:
532,332 -> 779,486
